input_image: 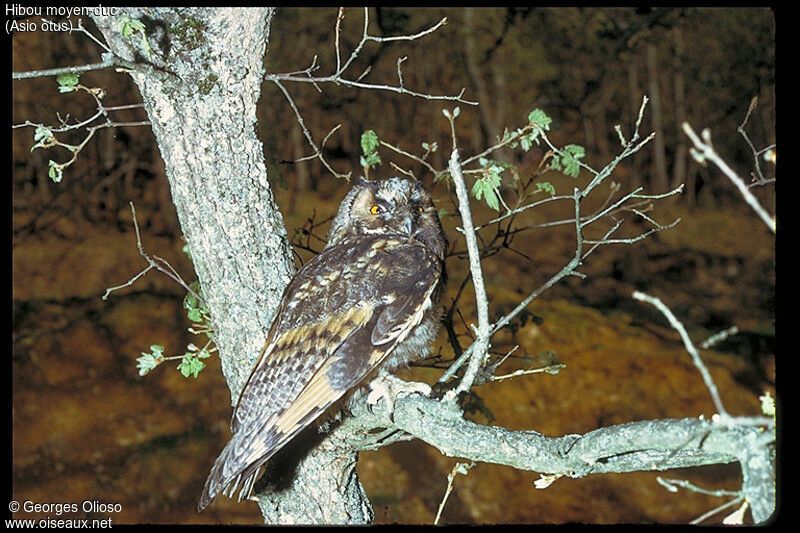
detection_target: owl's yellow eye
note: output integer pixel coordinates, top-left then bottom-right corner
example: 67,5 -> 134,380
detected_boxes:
417,205 -> 424,213
370,204 -> 385,215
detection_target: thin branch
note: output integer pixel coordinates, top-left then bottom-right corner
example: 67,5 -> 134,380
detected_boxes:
490,363 -> 566,383
491,188 -> 584,336
701,326 -> 739,350
334,7 -> 345,75
103,203 -> 204,304
691,496 -> 746,525
13,59 -> 115,80
737,95 -> 771,185
379,140 -> 437,174
265,9 -> 477,106
368,16 -> 448,43
632,291 -> 729,420
271,79 -> 350,180
583,216 -> 681,245
448,149 -> 491,395
682,122 -> 776,233
434,461 -> 474,525
75,18 -> 112,53
657,476 -> 741,498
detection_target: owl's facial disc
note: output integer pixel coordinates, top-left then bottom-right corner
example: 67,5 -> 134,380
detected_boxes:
325,177 -> 445,254
366,182 -> 423,237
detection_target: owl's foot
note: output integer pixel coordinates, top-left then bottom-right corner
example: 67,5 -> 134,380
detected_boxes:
367,373 -> 432,417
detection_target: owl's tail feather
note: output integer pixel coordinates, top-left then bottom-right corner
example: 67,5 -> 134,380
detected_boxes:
198,437 -> 265,512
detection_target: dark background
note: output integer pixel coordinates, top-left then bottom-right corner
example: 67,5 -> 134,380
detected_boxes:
12,8 -> 775,524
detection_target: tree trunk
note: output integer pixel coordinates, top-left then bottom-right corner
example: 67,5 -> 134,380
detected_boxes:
90,7 -> 371,524
626,58 -> 642,188
671,26 -> 688,192
646,42 -> 669,193
463,8 -> 500,147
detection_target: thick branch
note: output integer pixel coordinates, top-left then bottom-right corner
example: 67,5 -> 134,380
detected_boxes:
341,390 -> 774,523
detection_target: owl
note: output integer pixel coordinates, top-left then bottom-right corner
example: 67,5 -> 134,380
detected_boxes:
198,176 -> 447,511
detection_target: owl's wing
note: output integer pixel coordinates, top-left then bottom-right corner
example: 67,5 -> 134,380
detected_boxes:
198,237 -> 442,510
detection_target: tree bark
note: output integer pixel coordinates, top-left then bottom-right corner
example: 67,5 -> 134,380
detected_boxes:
90,7 -> 371,524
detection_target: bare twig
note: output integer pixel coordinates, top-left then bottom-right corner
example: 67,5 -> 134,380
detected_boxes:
657,476 -> 741,498
499,190 -> 584,336
434,461 -> 474,525
266,9 -> 476,106
490,363 -> 566,383
682,122 -> 776,233
75,18 -> 112,53
272,79 -> 350,180
12,59 -> 115,80
701,326 -> 739,350
737,96 -> 775,188
692,496 -> 747,525
103,203 -> 205,304
632,291 -> 730,419
656,476 -> 746,524
379,140 -> 437,175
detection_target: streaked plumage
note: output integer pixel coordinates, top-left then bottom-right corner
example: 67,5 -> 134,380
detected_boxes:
198,176 -> 447,511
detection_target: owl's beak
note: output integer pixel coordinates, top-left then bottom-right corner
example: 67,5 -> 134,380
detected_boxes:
401,214 -> 414,237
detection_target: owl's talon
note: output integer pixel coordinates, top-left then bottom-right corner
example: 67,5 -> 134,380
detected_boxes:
367,373 -> 432,418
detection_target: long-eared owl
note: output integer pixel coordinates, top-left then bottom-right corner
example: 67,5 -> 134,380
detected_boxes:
198,176 -> 447,511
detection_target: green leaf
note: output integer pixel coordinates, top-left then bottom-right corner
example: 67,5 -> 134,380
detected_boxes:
528,109 -> 552,130
183,288 -> 209,323
360,130 -> 379,155
48,160 -> 63,183
119,15 -> 145,39
536,181 -> 556,196
118,15 -> 151,59
33,125 -> 53,143
471,174 -> 502,211
760,391 -> 775,417
56,73 -> 79,93
177,354 -> 206,378
360,130 -> 381,169
56,73 -> 79,86
136,353 -> 160,376
136,345 -> 165,376
483,188 -> 500,211
551,144 -> 585,178
149,344 -> 165,356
